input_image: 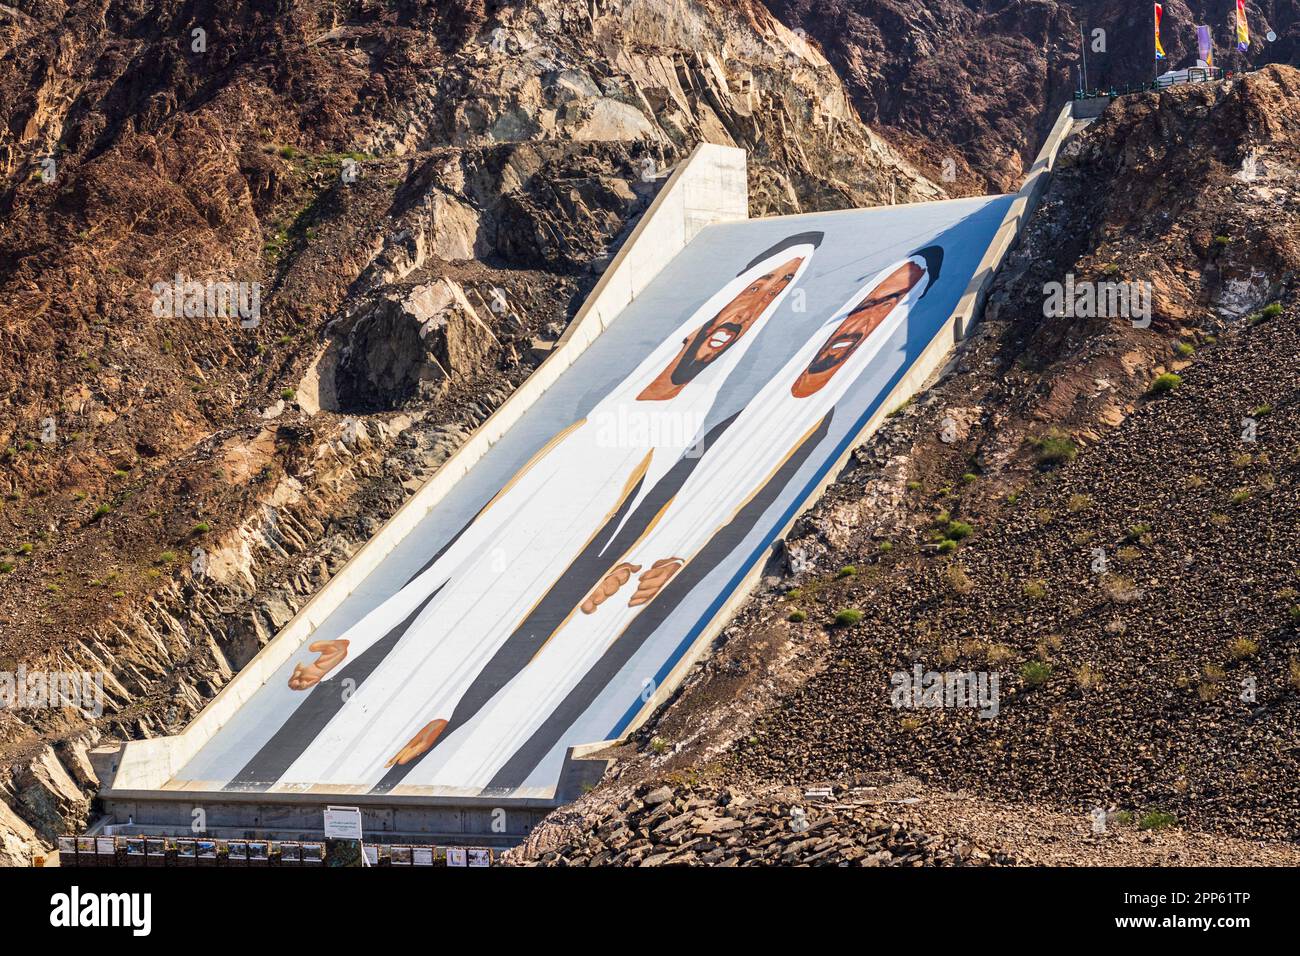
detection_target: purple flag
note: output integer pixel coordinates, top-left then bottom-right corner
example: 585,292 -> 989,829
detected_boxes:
1197,24 -> 1214,68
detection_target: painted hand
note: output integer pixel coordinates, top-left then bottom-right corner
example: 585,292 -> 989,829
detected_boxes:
287,639 -> 350,690
386,719 -> 448,768
629,558 -> 684,607
581,561 -> 641,614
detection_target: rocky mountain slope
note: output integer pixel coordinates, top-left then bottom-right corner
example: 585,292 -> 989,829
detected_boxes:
510,64 -> 1300,865
764,0 -> 1300,193
2,0 -> 1296,867
0,0 -> 944,863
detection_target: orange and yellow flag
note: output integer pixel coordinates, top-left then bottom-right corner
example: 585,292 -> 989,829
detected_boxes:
1154,3 -> 1167,59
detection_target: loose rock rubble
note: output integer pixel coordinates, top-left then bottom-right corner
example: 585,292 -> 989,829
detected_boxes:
508,781 -> 1016,867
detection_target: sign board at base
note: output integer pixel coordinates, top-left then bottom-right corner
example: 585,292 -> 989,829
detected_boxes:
323,805 -> 363,840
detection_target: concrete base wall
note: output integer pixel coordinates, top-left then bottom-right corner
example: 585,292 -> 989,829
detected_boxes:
94,143 -> 749,796
98,795 -> 549,848
96,746 -> 609,847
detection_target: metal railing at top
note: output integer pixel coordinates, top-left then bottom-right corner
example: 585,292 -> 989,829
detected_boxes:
1075,67 -> 1233,102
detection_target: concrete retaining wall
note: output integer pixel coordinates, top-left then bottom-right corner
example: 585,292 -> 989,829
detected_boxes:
1072,96 -> 1111,119
96,142 -> 749,795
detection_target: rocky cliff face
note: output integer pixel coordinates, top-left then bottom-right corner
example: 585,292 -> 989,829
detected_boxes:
0,0 -> 940,861
764,0 -> 1300,193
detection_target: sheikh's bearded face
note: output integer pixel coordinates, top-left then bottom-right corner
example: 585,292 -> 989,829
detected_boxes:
638,256 -> 804,401
790,261 -> 924,399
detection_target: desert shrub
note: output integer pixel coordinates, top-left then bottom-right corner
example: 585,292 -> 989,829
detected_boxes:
1075,664 -> 1104,691
1138,811 -> 1177,831
1019,661 -> 1051,687
945,563 -> 974,595
946,520 -> 974,541
1124,523 -> 1152,543
1032,430 -> 1077,467
1228,637 -> 1258,660
986,644 -> 1015,665
1148,373 -> 1182,394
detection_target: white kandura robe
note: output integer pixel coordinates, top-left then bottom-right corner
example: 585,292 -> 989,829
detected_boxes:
420,256 -> 932,789
274,241 -> 820,786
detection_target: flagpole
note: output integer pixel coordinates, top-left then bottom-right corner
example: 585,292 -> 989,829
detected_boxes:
1080,21 -> 1089,93
1153,3 -> 1161,88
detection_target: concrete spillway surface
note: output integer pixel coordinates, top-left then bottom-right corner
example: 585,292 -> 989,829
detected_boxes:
168,195 -> 1013,800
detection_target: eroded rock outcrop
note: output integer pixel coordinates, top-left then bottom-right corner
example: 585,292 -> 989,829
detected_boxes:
336,279 -> 501,410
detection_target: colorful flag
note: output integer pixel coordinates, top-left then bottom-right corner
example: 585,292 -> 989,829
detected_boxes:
1154,4 -> 1167,59
1236,0 -> 1250,52
1197,24 -> 1214,67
